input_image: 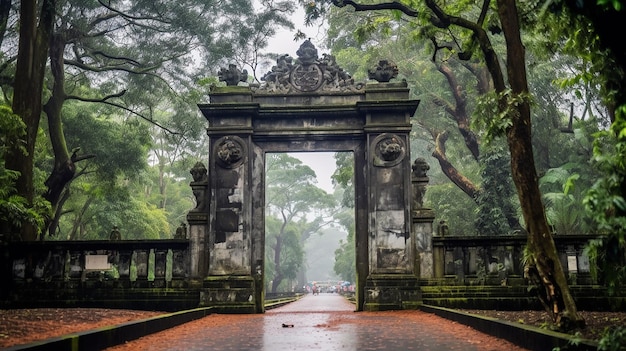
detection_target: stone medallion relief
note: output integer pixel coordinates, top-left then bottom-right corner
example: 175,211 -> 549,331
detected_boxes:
372,133 -> 406,167
215,136 -> 246,169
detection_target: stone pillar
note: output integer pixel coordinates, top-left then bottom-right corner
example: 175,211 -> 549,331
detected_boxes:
198,90 -> 258,313
153,249 -> 167,288
134,249 -> 149,288
368,133 -> 412,275
411,157 -> 435,279
361,79 -> 421,311
187,162 -> 209,283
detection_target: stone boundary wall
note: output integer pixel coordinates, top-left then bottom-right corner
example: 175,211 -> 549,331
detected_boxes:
0,240 -> 195,310
431,234 -> 595,286
0,234 -> 611,310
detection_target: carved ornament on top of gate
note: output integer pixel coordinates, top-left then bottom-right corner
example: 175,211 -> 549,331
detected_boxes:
256,39 -> 364,93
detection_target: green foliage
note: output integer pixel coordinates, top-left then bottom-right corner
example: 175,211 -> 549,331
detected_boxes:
583,111 -> 626,292
47,101 -> 189,240
474,143 -> 520,235
0,192 -> 47,238
595,0 -> 623,10
472,90 -> 532,143
0,104 -> 26,156
333,211 -> 356,283
597,326 -> 626,351
328,153 -> 357,282
540,165 -> 594,234
331,152 -> 355,208
428,183 -> 479,236
551,332 -> 584,351
0,104 -> 49,238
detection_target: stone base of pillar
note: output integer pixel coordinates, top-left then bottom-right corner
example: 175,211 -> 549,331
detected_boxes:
199,275 -> 257,313
362,274 -> 421,311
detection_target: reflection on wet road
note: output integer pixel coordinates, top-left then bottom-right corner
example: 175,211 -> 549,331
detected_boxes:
263,294 -> 358,350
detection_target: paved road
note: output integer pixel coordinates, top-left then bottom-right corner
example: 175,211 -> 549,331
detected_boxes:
107,294 -> 529,351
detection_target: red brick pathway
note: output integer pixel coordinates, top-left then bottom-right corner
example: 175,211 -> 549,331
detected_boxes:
106,294 -> 530,351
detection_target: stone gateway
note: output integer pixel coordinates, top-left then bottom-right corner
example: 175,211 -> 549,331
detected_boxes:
187,41 -> 434,313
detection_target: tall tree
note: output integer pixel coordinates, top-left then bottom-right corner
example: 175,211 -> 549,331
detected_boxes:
1,0 -> 294,240
4,0 -> 55,240
304,0 -> 585,328
551,0 -> 626,293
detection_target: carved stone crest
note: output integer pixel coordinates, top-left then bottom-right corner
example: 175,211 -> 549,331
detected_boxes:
215,136 -> 246,168
258,40 -> 362,93
291,63 -> 324,92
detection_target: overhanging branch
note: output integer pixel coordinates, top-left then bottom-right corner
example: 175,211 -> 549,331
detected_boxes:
103,101 -> 180,135
332,0 -> 419,17
432,130 -> 480,200
97,0 -> 172,23
65,89 -> 127,102
66,90 -> 180,135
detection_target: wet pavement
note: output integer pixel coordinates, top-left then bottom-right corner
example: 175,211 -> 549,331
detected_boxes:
106,294 -> 530,351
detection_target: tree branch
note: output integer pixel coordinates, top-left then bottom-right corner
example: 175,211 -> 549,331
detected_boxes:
90,51 -> 142,66
332,0 -> 419,17
431,131 -> 480,200
65,89 -> 127,102
65,59 -> 161,75
104,101 -> 180,135
67,89 -> 179,135
97,0 -> 172,24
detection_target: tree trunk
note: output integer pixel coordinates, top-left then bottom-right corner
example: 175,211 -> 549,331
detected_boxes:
49,186 -> 70,237
6,0 -> 55,241
436,62 -> 480,161
69,197 -> 93,240
43,32 -> 75,236
432,130 -> 480,200
271,234 -> 283,293
0,0 -> 11,50
497,0 -> 584,329
158,161 -> 167,209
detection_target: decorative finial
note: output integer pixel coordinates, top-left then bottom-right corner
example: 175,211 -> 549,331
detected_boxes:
218,64 -> 248,86
412,157 -> 430,178
190,162 -> 208,183
368,60 -> 399,83
296,39 -> 318,65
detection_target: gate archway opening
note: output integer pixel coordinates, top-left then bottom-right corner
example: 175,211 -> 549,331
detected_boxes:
187,40 -> 434,313
264,151 -> 355,302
